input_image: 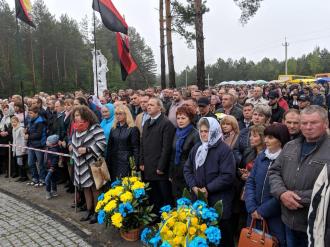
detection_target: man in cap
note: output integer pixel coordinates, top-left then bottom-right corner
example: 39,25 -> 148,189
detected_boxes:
268,90 -> 286,123
196,97 -> 217,122
298,95 -> 311,110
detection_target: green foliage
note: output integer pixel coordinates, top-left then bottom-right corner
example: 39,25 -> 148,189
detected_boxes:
0,0 -> 156,97
171,0 -> 209,48
233,0 -> 264,24
213,200 -> 223,221
174,47 -> 330,86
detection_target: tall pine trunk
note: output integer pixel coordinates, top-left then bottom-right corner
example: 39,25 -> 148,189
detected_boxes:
29,30 -> 36,94
195,0 -> 205,90
165,0 -> 176,88
159,0 -> 166,89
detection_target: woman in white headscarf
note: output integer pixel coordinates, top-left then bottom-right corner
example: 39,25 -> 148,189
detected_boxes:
183,117 -> 236,247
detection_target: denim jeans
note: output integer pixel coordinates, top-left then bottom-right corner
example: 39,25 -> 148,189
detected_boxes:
28,149 -> 46,182
45,170 -> 57,192
285,225 -> 308,247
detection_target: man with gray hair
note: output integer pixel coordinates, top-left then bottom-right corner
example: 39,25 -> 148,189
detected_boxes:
269,105 -> 330,247
246,86 -> 268,107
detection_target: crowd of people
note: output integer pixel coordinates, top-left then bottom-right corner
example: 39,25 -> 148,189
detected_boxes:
0,81 -> 330,247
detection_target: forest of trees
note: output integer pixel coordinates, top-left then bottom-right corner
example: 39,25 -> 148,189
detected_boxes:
175,47 -> 330,87
0,0 -> 157,97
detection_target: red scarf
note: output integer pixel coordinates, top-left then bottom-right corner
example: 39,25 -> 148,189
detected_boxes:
73,121 -> 89,133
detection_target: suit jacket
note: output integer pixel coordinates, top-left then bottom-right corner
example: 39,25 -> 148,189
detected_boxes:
140,113 -> 175,181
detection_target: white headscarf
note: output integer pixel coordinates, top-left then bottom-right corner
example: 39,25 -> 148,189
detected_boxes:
195,117 -> 223,170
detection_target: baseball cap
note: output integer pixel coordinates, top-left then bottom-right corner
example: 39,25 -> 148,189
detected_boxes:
268,90 -> 279,99
197,97 -> 210,107
298,95 -> 310,102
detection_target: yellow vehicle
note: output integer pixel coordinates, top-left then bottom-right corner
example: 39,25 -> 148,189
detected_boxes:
278,75 -> 315,85
315,73 -> 330,78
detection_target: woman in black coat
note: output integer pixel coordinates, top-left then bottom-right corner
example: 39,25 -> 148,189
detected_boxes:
169,105 -> 200,200
184,117 -> 236,247
106,104 -> 139,180
0,104 -> 13,177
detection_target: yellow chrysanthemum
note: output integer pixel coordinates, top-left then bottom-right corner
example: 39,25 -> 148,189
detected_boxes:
131,181 -> 145,190
178,211 -> 187,221
166,230 -> 174,239
95,201 -> 102,212
104,200 -> 117,213
189,227 -> 197,235
111,186 -> 124,197
190,217 -> 198,226
200,223 -> 207,232
161,212 -> 169,220
167,218 -> 175,227
173,236 -> 184,245
122,177 -> 129,185
173,222 -> 187,236
111,213 -> 123,228
129,176 -> 139,183
120,191 -> 133,203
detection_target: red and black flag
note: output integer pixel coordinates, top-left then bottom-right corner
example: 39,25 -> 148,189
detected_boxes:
92,0 -> 128,35
116,33 -> 137,81
15,0 -> 36,28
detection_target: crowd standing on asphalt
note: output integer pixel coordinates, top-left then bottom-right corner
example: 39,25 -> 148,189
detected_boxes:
0,82 -> 330,247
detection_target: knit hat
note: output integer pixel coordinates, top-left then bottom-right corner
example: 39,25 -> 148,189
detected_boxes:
46,135 -> 59,146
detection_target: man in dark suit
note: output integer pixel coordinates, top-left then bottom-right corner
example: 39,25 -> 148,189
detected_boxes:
216,93 -> 243,122
140,97 -> 176,213
238,103 -> 254,130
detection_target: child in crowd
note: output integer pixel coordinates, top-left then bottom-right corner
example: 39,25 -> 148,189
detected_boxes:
11,116 -> 28,182
45,135 -> 60,199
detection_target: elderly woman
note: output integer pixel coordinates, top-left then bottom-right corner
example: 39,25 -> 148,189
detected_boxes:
100,103 -> 115,144
169,105 -> 200,200
221,115 -> 240,149
69,105 -> 106,224
106,104 -> 139,180
184,117 -> 236,247
245,123 -> 290,247
0,104 -> 13,177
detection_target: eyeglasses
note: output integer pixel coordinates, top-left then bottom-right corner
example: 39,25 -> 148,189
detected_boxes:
199,130 -> 209,134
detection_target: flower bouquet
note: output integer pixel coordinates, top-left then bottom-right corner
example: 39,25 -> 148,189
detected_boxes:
141,197 -> 223,247
95,175 -> 156,241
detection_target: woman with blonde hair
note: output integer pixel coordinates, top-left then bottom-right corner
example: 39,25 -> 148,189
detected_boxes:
221,115 -> 240,149
106,104 -> 140,180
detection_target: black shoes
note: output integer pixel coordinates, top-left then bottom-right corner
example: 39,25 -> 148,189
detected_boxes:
80,211 -> 93,222
89,213 -> 97,224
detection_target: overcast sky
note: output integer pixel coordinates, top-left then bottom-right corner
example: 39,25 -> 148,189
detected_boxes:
8,0 -> 330,73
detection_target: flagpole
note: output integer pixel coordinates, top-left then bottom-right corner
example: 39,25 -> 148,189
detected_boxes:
93,10 -> 99,98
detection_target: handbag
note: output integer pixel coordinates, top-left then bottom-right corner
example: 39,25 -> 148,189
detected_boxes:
238,218 -> 279,247
90,156 -> 111,190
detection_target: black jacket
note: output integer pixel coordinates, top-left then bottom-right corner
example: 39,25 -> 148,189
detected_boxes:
216,105 -> 243,122
270,104 -> 285,123
106,124 -> 140,179
48,112 -> 66,141
140,114 -> 175,181
169,128 -> 200,197
183,139 -> 236,219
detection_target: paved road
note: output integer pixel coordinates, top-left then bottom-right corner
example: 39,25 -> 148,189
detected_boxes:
0,192 -> 92,247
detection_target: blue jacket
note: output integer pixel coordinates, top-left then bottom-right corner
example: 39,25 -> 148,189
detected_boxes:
245,151 -> 285,246
27,116 -> 47,148
46,145 -> 60,170
183,139 -> 236,219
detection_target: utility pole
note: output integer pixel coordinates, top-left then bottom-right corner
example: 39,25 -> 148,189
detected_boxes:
207,74 -> 213,88
185,66 -> 188,88
282,37 -> 289,75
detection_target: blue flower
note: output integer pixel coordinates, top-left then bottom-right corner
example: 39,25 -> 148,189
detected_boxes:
119,202 -> 134,217
188,236 -> 208,247
160,205 -> 171,214
111,179 -> 121,188
97,193 -> 104,201
176,197 -> 191,207
192,200 -> 207,210
149,233 -> 161,247
97,210 -> 105,224
133,188 -> 145,199
141,228 -> 151,244
160,241 -> 171,247
201,207 -> 218,222
205,226 -> 221,245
